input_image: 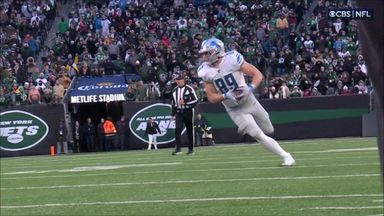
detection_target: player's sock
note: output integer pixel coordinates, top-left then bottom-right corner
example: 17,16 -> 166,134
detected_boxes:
253,131 -> 290,158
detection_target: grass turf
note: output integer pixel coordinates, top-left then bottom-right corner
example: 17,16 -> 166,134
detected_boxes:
0,137 -> 383,216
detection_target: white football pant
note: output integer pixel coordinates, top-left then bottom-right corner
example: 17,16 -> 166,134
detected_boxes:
147,134 -> 158,150
225,94 -> 291,158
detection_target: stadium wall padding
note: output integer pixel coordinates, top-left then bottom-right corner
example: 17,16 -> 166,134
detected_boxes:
0,105 -> 65,157
0,95 -> 371,156
123,95 -> 370,148
200,95 -> 370,143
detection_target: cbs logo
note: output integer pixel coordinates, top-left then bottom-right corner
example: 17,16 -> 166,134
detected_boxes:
329,10 -> 352,18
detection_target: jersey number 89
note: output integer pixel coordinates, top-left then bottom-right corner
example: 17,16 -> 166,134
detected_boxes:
214,73 -> 239,93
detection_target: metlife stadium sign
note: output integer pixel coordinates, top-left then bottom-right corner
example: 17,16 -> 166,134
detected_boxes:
69,74 -> 140,103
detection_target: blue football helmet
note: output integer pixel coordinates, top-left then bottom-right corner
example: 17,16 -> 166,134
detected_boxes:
198,37 -> 225,64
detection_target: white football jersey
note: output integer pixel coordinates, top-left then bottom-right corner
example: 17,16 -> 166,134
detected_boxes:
198,50 -> 247,107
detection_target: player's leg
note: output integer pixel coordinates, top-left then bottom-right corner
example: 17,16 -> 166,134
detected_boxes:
227,108 -> 295,166
249,97 -> 295,166
183,109 -> 195,154
153,134 -> 158,150
147,134 -> 153,150
248,96 -> 274,134
173,113 -> 183,154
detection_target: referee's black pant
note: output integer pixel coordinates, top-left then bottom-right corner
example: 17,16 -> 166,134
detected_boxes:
175,108 -> 194,152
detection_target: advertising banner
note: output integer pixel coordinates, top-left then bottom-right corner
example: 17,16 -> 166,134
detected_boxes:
1,95 -> 370,156
124,102 -> 186,149
68,74 -> 140,103
0,105 -> 65,157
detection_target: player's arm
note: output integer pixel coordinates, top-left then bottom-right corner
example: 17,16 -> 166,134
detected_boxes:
156,123 -> 161,134
204,81 -> 226,103
240,60 -> 264,88
171,92 -> 177,118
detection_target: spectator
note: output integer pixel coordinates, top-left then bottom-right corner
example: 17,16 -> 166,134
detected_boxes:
135,80 -> 148,101
124,85 -> 136,101
72,120 -> 81,153
280,81 -> 291,99
42,85 -> 53,104
351,66 -> 367,85
356,80 -> 368,94
269,86 -> 280,99
145,117 -> 161,150
116,115 -> 128,150
35,73 -> 48,92
333,18 -> 343,34
310,87 -> 322,96
58,17 -> 68,35
276,14 -> 289,41
146,81 -> 161,101
56,119 -> 68,154
52,80 -> 65,104
83,117 -> 95,152
290,86 -> 303,97
103,117 -> 117,151
341,85 -> 352,95
357,55 -> 368,75
96,118 -> 105,151
195,113 -> 214,146
79,62 -> 91,76
28,85 -> 41,104
0,87 -> 10,107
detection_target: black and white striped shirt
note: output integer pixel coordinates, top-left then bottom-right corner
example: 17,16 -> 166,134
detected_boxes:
171,84 -> 198,115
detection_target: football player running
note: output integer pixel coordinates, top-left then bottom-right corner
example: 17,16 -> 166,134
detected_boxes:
197,37 -> 295,166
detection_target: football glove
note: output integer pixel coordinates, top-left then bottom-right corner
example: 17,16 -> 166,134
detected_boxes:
222,91 -> 237,101
232,84 -> 256,100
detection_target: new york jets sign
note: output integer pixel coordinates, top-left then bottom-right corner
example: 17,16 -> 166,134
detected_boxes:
0,110 -> 49,151
129,103 -> 186,144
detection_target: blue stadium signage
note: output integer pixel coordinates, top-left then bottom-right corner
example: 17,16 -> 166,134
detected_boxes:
70,94 -> 125,103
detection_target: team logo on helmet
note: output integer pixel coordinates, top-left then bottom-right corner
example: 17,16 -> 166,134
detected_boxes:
199,37 -> 225,64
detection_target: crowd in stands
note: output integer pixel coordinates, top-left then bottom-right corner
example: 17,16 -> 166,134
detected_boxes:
0,0 -> 372,107
0,0 -> 59,106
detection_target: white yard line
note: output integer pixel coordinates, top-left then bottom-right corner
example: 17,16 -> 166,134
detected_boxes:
1,174 -> 379,191
1,153 -> 378,176
1,194 -> 381,209
0,138 -> 375,166
300,206 -> 383,210
371,200 -> 384,202
1,162 -> 181,175
1,145 -> 377,170
0,163 -> 379,180
295,147 -> 377,153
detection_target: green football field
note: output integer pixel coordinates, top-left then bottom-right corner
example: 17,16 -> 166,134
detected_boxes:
1,137 -> 383,216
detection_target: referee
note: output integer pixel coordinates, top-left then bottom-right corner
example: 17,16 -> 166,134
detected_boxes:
171,72 -> 198,155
